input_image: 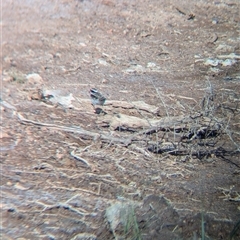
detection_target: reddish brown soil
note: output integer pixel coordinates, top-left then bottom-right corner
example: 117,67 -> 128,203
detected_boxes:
1,0 -> 240,239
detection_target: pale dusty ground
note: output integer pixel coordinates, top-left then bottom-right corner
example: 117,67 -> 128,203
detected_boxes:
1,0 -> 240,239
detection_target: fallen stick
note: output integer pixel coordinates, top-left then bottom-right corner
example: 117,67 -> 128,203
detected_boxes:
17,113 -> 132,146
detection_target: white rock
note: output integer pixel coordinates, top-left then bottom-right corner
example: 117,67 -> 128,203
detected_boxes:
26,73 -> 44,85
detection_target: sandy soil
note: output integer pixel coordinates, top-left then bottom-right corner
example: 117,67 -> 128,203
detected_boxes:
1,0 -> 240,239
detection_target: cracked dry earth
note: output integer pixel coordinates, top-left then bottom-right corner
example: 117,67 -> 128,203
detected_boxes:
1,0 -> 240,239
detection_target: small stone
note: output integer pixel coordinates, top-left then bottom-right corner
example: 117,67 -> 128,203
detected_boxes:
4,56 -> 12,64
26,73 -> 44,85
147,62 -> 156,68
3,75 -> 14,82
54,52 -> 61,58
212,18 -> 219,24
101,78 -> 108,83
79,42 -> 87,47
205,158 -> 214,163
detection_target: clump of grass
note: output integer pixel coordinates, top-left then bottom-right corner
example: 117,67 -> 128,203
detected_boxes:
106,202 -> 142,240
122,205 -> 142,240
230,218 -> 240,240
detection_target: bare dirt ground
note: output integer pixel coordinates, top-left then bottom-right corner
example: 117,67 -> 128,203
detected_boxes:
1,0 -> 240,239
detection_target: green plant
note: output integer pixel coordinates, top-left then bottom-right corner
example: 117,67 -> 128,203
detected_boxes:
230,218 -> 240,240
122,205 -> 142,240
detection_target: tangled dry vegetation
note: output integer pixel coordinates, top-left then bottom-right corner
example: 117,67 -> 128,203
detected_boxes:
19,80 -> 240,164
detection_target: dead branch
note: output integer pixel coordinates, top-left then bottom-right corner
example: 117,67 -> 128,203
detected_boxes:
147,141 -> 237,160
70,150 -> 91,167
17,113 -> 132,146
98,113 -> 221,134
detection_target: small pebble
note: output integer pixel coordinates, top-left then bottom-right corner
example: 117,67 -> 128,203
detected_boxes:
212,18 -> 219,24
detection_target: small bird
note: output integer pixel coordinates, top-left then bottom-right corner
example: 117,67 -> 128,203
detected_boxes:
90,88 -> 106,107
